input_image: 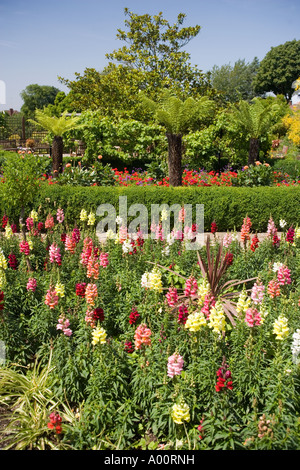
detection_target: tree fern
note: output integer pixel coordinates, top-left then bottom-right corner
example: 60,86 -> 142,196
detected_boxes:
29,109 -> 83,137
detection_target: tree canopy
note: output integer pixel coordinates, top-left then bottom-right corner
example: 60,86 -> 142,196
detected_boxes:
59,9 -> 212,118
209,58 -> 260,103
20,84 -> 61,118
252,39 -> 300,100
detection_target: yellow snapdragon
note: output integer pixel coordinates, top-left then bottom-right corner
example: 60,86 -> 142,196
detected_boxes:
171,400 -> 190,425
185,311 -> 206,332
197,276 -> 210,306
236,289 -> 251,315
87,212 -> 96,226
91,326 -> 107,345
0,250 -> 7,270
55,282 -> 65,298
273,315 -> 289,341
208,301 -> 226,334
80,209 -> 88,222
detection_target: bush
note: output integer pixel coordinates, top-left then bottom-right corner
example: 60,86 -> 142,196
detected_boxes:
24,184 -> 300,233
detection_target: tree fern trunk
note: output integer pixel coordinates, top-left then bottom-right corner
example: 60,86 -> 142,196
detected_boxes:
166,133 -> 182,186
248,137 -> 259,165
52,135 -> 64,175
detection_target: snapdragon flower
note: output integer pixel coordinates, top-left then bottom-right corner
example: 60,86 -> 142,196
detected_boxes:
171,400 -> 190,425
236,289 -> 251,315
273,315 -> 289,341
80,209 -> 88,222
91,325 -> 107,345
208,301 -> 226,334
0,250 -> 7,270
87,212 -> 96,226
291,329 -> 300,363
185,311 -> 206,332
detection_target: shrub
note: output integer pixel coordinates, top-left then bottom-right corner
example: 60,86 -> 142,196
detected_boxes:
24,184 -> 300,233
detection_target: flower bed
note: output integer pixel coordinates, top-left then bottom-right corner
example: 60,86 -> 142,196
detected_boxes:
0,209 -> 299,450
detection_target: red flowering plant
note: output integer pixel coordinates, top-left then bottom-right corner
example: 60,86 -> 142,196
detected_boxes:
215,358 -> 233,392
47,412 -> 63,434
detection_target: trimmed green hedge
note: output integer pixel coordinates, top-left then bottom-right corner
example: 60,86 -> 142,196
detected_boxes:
1,183 -> 300,232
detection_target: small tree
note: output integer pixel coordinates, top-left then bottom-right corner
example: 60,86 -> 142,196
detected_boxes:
141,92 -> 215,185
226,98 -> 285,165
29,110 -> 84,174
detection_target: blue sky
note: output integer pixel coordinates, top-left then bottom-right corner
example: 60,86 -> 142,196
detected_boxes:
0,0 -> 299,111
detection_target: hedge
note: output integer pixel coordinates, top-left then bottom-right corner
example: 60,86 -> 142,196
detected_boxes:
1,184 -> 300,232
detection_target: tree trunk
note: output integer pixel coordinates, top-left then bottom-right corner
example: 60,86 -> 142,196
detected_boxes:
166,133 -> 182,187
52,135 -> 64,175
248,137 -> 259,165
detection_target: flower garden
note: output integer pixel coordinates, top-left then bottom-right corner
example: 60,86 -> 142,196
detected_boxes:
0,196 -> 299,450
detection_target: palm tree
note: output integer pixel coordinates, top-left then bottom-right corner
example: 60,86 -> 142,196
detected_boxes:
141,92 -> 215,186
228,98 -> 281,165
29,110 -> 84,174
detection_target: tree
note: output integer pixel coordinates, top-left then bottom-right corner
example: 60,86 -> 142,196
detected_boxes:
141,92 -> 216,186
253,40 -> 300,100
209,58 -> 260,103
59,66 -> 151,119
59,9 -> 212,118
20,84 -> 61,118
45,91 -> 79,117
29,110 -> 84,174
106,8 -> 210,98
226,97 -> 286,165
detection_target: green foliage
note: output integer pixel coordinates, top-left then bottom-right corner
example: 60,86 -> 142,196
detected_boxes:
232,163 -> 275,187
25,183 -> 300,233
20,84 -> 61,119
0,151 -> 48,216
76,111 -> 167,166
29,109 -> 84,138
0,210 -> 299,450
59,10 -> 212,119
141,92 -> 216,135
209,57 -> 260,103
252,39 -> 300,100
106,8 -> 210,99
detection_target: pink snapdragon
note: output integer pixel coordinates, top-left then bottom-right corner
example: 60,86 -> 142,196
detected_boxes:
19,240 -> 30,256
85,283 -> 98,306
49,243 -> 62,265
166,287 -> 178,307
87,254 -> 99,280
134,324 -> 152,350
99,252 -> 109,268
223,232 -> 232,248
80,237 -> 94,265
26,278 -> 37,292
45,214 -> 55,230
56,315 -> 72,336
251,282 -> 265,305
26,217 -> 34,232
201,293 -> 216,319
56,208 -> 64,224
45,287 -> 59,309
267,217 -> 277,239
245,307 -> 262,327
277,265 -> 291,286
184,276 -> 198,297
167,353 -> 184,378
65,235 -> 76,254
